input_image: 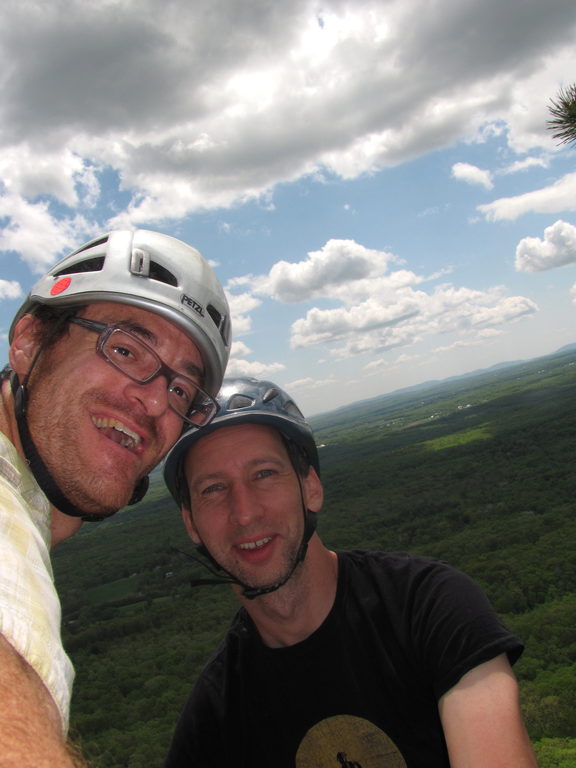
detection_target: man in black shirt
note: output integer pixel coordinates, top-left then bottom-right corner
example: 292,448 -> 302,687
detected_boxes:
163,377 -> 538,768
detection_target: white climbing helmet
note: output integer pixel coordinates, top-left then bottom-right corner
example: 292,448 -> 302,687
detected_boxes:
10,229 -> 231,395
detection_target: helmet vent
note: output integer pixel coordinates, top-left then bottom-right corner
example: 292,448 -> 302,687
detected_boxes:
207,304 -> 231,346
130,248 -> 178,287
54,256 -> 105,276
71,235 -> 109,256
263,387 -> 280,403
284,401 -> 305,419
148,261 -> 178,287
227,394 -> 254,410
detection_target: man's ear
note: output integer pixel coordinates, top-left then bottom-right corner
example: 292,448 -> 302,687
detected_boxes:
181,506 -> 201,545
9,315 -> 41,377
303,466 -> 324,513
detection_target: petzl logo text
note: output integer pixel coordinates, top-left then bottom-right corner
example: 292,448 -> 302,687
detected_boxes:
181,294 -> 205,316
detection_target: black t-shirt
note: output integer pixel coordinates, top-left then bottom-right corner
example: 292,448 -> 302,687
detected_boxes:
164,551 -> 523,768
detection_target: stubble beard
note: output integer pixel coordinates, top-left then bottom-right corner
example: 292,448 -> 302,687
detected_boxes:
226,534 -> 304,594
27,381 -> 154,518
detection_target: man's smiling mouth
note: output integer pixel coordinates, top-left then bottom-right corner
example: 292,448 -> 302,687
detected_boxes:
92,416 -> 142,451
238,537 -> 273,551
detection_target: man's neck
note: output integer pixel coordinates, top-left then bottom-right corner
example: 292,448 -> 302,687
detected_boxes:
239,538 -> 339,648
50,510 -> 83,548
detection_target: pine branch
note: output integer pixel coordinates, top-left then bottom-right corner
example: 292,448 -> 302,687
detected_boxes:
547,83 -> 576,146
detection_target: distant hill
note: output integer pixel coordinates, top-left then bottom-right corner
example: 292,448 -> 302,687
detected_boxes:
555,342 -> 576,353
310,343 -> 575,430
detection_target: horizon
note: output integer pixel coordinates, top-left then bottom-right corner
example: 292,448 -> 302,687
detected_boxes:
308,339 -> 576,420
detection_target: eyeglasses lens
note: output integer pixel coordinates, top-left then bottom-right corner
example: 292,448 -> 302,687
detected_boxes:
100,329 -> 214,426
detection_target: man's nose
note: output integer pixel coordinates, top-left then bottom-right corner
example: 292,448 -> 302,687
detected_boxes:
228,482 -> 260,527
125,374 -> 170,417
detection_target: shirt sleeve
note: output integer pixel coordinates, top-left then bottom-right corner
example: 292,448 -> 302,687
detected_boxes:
406,557 -> 523,699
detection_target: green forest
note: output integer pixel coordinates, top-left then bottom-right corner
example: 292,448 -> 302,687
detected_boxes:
52,346 -> 576,768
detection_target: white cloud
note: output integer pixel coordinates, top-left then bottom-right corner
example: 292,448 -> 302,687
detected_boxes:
363,358 -> 389,372
503,45 -> 576,154
478,173 -> 576,222
285,376 -> 336,393
433,327 -> 503,354
227,338 -> 286,379
286,377 -> 316,390
290,297 -> 420,348
230,340 -> 253,358
225,357 -> 285,378
228,314 -> 252,336
256,239 -> 397,302
451,162 -> 493,190
515,219 -> 576,272
0,280 -> 22,299
232,237 -> 539,361
0,146 -> 97,207
289,284 -> 538,359
226,290 -> 261,316
434,339 -> 476,354
477,328 -> 504,339
225,289 -> 262,336
0,0 -> 575,239
500,156 -> 549,175
571,283 -> 576,304
0,194 -> 91,272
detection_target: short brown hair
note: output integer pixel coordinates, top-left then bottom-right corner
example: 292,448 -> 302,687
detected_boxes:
27,303 -> 85,349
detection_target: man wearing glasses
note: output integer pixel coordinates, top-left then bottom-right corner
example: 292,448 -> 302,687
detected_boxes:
0,230 -> 230,767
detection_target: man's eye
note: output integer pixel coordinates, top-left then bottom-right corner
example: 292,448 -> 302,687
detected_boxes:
200,482 -> 224,495
107,336 -> 143,362
111,345 -> 135,359
257,468 -> 275,479
170,381 -> 195,403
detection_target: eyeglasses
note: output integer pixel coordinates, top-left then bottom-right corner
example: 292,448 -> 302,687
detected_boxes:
69,316 -> 218,427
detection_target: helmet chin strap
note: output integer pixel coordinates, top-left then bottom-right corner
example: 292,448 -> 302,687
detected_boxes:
10,368 -> 149,523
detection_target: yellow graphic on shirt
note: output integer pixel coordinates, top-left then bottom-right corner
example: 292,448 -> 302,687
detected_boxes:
296,715 -> 406,768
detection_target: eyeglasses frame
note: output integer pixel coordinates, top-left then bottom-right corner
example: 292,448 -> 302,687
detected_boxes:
68,316 -> 217,427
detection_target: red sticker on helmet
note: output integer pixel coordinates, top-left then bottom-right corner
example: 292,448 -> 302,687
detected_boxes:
50,277 -> 71,295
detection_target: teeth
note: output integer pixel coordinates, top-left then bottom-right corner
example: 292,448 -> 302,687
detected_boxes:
92,417 -> 142,449
239,537 -> 272,551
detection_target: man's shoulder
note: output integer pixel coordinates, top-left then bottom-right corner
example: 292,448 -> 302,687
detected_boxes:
337,549 -> 471,602
199,609 -> 250,664
338,548 -> 450,575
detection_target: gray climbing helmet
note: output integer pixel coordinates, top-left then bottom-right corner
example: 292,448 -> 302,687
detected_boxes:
10,229 -> 231,395
164,376 -> 320,507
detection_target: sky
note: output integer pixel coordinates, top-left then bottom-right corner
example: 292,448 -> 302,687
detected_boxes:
0,0 -> 575,417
